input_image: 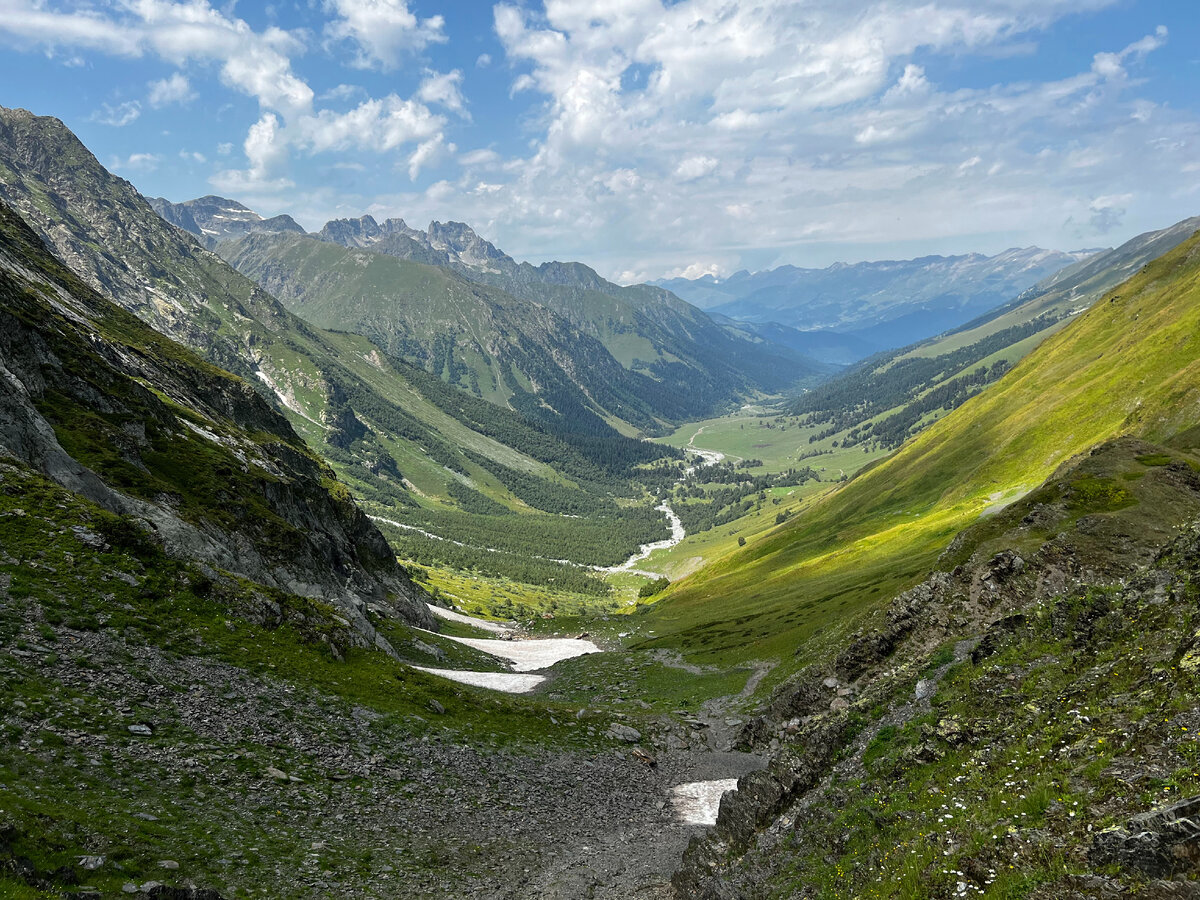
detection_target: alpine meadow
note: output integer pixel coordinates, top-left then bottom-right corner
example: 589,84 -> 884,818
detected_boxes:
2,3 -> 1200,900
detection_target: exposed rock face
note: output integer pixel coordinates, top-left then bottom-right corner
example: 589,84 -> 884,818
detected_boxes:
1090,796 -> 1200,877
0,199 -> 432,635
150,195 -> 304,248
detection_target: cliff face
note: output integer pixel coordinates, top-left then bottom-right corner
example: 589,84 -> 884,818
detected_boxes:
0,199 -> 432,636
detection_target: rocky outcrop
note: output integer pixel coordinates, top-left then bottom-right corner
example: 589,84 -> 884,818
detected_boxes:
0,199 -> 432,635
1090,796 -> 1200,877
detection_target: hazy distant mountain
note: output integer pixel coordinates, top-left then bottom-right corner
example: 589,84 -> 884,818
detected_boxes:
655,248 -> 1099,351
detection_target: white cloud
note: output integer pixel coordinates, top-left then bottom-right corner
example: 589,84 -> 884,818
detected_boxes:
324,0 -> 445,70
110,151 -> 160,170
92,100 -> 141,126
417,70 -> 467,115
674,155 -> 717,181
147,72 -> 194,107
0,0 -> 457,196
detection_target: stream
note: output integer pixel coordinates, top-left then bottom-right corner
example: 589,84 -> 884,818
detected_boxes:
408,441 -> 752,834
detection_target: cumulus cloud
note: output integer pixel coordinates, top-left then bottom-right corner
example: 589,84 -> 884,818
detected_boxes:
324,0 -> 445,70
417,70 -> 467,115
147,72 -> 194,107
92,100 -> 141,126
437,1 -> 1184,278
0,0 -> 456,194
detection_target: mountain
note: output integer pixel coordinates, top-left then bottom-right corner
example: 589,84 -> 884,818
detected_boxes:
0,197 -> 432,638
642,225 -> 1200,665
788,215 -> 1200,454
709,316 -> 880,366
656,247 -> 1097,352
0,106 -> 679,593
149,194 -> 305,248
649,219 -> 1200,897
305,214 -> 824,397
220,230 -> 826,439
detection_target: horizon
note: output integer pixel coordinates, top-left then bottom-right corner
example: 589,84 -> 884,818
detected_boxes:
2,1 -> 1198,282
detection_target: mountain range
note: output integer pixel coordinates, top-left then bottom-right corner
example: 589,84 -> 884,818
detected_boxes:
657,247 -> 1099,353
4,100 -> 1200,900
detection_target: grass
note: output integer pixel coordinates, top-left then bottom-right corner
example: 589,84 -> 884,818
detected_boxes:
637,232 -> 1200,683
762,573 -> 1200,899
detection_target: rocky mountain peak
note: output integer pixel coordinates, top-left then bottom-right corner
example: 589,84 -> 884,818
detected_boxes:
425,220 -> 511,268
150,194 -> 304,246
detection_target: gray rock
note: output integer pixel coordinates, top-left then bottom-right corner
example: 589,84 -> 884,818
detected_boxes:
265,766 -> 289,781
78,855 -> 105,870
914,678 -> 936,700
607,723 -> 642,743
128,723 -> 153,736
1089,795 -> 1200,877
158,859 -> 180,870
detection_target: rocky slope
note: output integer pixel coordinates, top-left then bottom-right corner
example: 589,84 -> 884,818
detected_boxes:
674,436 -> 1200,897
0,198 -> 431,637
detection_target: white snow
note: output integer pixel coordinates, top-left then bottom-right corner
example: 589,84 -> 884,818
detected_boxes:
433,634 -> 600,672
411,666 -> 545,694
426,603 -> 511,634
672,779 -> 740,825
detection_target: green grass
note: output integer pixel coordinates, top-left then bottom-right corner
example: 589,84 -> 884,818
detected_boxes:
638,232 -> 1200,681
761,573 -> 1200,899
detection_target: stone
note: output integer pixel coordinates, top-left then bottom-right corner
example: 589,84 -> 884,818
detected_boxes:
265,766 -> 289,781
158,859 -> 180,870
607,723 -> 642,743
427,699 -> 446,715
829,697 -> 849,711
128,723 -> 153,736
78,855 -> 105,870
122,884 -> 138,894
915,678 -> 936,701
1089,795 -> 1200,877
631,746 -> 657,767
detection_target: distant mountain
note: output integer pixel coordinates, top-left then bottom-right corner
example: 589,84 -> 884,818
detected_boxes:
149,194 -> 304,248
787,214 -> 1200,453
708,316 -> 879,366
655,248 -> 1098,351
307,214 -> 826,398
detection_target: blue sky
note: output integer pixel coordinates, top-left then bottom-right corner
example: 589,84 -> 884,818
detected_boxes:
1,0 -> 1198,282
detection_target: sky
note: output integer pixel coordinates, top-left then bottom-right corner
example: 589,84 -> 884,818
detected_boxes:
1,1 -> 1199,283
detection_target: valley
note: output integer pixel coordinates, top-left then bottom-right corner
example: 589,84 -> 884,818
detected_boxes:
2,98 -> 1200,900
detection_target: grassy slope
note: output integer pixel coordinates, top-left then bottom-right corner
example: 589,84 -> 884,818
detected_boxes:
639,232 -> 1200,670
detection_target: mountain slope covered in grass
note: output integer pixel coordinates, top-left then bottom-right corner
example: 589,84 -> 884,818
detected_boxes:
220,230 -> 709,432
641,227 -> 1200,673
786,216 -> 1200,454
0,106 -> 680,591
